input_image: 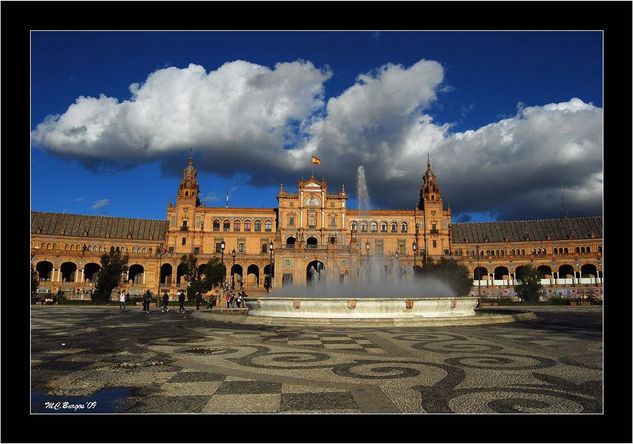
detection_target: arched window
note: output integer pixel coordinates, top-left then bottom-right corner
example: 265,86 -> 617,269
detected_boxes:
234,220 -> 241,231
330,216 -> 337,228
254,220 -> 262,232
580,247 -> 585,253
213,220 -> 220,231
351,221 -> 357,231
381,222 -> 388,233
223,220 -> 231,231
265,220 -> 272,232
391,222 -> 398,233
142,248 -> 146,254
361,222 -> 368,232
371,221 -> 377,232
401,222 -> 408,233
575,247 -> 580,253
244,220 -> 251,232
564,247 -> 568,254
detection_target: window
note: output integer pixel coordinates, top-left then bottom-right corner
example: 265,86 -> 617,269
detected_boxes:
401,222 -> 408,233
215,243 -> 223,253
238,242 -> 245,253
196,217 -> 201,227
351,221 -> 357,231
255,220 -> 262,232
288,217 -> 295,227
432,240 -> 437,248
308,215 -> 315,228
361,222 -> 368,232
398,240 -> 406,255
169,247 -> 174,253
330,217 -> 337,228
234,220 -> 241,231
182,220 -> 188,229
375,239 -> 384,255
391,222 -> 397,233
265,220 -> 272,232
244,220 -> 251,231
371,222 -> 377,232
587,246 -> 591,253
194,247 -> 200,254
213,220 -> 220,231
223,220 -> 230,232
381,222 -> 387,233
182,238 -> 186,246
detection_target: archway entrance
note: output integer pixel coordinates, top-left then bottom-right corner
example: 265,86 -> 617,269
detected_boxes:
60,262 -> 77,282
129,264 -> 144,284
160,263 -> 173,286
306,260 -> 324,285
231,264 -> 244,289
36,261 -> 53,282
83,263 -> 100,283
247,264 -> 260,288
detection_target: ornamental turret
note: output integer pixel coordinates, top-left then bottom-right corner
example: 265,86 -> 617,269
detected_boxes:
176,153 -> 200,207
418,155 -> 442,209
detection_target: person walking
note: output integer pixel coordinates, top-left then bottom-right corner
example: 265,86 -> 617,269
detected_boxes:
143,290 -> 152,313
119,289 -> 127,311
178,290 -> 186,313
195,291 -> 201,310
225,291 -> 231,308
236,292 -> 242,308
162,291 -> 170,312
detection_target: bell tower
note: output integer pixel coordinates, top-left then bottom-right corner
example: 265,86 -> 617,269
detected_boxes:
418,155 -> 441,209
176,152 -> 200,207
416,155 -> 450,259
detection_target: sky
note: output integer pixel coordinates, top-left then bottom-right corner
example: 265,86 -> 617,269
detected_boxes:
31,31 -> 603,223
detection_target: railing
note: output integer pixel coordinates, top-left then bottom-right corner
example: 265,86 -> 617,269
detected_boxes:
180,226 -> 188,231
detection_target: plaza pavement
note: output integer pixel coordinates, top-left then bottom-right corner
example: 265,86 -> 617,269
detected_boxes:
30,304 -> 602,414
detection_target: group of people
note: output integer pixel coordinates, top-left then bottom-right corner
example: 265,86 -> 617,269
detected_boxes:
204,283 -> 248,309
117,285 -> 246,313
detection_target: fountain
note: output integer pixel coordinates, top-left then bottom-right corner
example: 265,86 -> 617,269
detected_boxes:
242,167 -> 529,326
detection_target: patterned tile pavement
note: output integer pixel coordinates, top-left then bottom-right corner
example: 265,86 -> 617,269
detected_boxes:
30,305 -> 603,414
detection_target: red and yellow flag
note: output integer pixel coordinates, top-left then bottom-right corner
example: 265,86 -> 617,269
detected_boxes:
312,155 -> 321,165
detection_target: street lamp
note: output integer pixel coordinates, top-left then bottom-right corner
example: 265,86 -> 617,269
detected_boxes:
476,245 -> 481,300
231,249 -> 236,290
220,241 -> 225,283
268,242 -> 274,291
412,242 -> 417,268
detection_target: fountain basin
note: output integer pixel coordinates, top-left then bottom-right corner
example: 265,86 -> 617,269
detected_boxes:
244,296 -> 478,319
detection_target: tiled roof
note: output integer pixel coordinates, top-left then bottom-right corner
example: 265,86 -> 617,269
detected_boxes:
451,216 -> 602,244
31,212 -> 168,241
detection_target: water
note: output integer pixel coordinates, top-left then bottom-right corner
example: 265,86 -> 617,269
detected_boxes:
269,165 -> 455,299
31,387 -> 132,413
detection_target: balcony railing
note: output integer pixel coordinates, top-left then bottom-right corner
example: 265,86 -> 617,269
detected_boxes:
180,226 -> 188,231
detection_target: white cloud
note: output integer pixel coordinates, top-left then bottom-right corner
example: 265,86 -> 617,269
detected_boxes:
91,199 -> 110,209
32,58 -> 602,220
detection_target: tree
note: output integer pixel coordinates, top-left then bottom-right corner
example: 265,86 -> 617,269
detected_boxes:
92,248 -> 129,304
514,264 -> 543,303
415,257 -> 473,297
179,255 -> 226,301
31,265 -> 39,294
200,257 -> 226,289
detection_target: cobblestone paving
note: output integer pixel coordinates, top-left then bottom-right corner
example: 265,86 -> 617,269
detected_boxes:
30,306 -> 602,414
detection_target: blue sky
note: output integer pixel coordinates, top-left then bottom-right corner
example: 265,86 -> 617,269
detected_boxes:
31,31 -> 603,222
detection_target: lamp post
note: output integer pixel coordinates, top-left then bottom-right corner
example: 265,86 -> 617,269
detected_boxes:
476,245 -> 481,300
220,241 -> 225,283
268,241 -> 274,291
412,242 -> 417,269
231,249 -> 236,290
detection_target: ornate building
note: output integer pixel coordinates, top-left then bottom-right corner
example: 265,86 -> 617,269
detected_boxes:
31,156 -> 603,299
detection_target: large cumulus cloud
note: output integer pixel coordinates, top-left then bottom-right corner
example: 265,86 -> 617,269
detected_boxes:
31,59 -> 602,221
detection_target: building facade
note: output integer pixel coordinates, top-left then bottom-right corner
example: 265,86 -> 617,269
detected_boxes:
31,156 -> 603,299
